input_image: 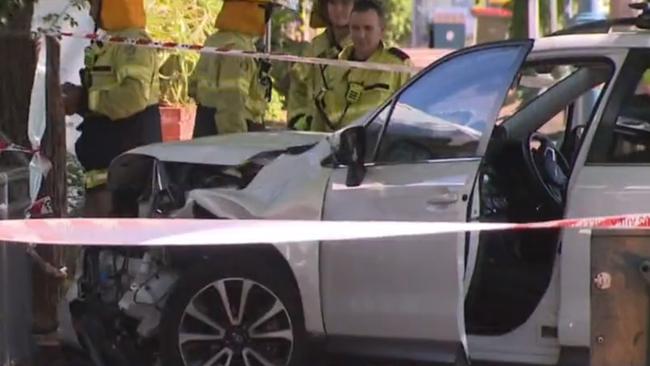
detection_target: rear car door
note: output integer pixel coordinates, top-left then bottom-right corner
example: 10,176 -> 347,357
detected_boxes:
320,41 -> 533,363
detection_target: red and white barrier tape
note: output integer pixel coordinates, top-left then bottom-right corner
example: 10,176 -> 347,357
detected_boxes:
57,31 -> 422,74
0,140 -> 38,155
0,213 -> 649,246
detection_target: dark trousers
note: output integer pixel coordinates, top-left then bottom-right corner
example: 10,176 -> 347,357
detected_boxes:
192,105 -> 218,138
75,104 -> 162,171
192,105 -> 265,138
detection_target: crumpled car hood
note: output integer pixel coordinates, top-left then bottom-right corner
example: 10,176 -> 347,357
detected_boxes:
172,139 -> 334,220
115,131 -> 329,166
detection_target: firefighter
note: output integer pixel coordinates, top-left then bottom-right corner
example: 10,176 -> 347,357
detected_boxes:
61,0 -> 162,217
189,0 -> 276,137
312,0 -> 413,132
287,0 -> 354,131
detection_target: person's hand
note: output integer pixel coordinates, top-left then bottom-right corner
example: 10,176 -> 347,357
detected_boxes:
61,82 -> 83,116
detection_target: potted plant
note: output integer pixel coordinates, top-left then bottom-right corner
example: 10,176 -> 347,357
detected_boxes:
145,0 -> 223,141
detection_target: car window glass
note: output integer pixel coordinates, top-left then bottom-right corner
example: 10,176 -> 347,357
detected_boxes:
497,65 -> 576,127
607,68 -> 650,163
499,65 -> 589,143
499,63 -> 607,149
375,46 -> 526,163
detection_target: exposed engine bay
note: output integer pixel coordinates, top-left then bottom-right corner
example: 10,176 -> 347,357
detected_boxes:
67,247 -> 176,365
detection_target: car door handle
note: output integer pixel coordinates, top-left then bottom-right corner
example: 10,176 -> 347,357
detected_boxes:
427,192 -> 460,205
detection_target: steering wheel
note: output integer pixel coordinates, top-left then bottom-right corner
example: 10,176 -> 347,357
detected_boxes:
522,132 -> 570,211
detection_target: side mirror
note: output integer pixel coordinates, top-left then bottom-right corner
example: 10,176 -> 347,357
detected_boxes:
336,126 -> 366,187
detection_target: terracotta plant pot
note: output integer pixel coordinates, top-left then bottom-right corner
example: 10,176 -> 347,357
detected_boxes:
159,104 -> 197,141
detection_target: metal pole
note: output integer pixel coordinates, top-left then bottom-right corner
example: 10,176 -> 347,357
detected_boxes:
592,0 -> 602,13
570,0 -> 605,131
578,0 -> 602,14
564,0 -> 573,20
265,20 -> 272,53
528,0 -> 540,38
0,173 -> 8,366
570,0 -> 605,26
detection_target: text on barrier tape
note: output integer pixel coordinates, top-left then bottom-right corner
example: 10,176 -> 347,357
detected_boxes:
1,213 -> 650,246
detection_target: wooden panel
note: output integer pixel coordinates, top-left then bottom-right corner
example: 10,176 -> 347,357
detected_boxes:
591,230 -> 650,366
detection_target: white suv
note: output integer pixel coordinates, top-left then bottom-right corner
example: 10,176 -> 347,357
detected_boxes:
59,16 -> 650,366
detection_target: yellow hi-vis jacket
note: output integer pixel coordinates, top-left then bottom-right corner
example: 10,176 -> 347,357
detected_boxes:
312,43 -> 413,132
287,29 -> 350,130
189,31 -> 270,134
85,28 -> 161,121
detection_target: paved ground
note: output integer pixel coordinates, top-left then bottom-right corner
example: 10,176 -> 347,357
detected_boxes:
36,344 -> 441,366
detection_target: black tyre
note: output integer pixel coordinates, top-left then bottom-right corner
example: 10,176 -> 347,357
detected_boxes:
159,256 -> 307,366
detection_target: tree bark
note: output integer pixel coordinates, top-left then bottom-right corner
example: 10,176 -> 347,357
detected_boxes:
4,1 -> 34,32
0,4 -> 37,362
1,2 -> 66,336
0,34 -> 35,150
31,36 -> 66,335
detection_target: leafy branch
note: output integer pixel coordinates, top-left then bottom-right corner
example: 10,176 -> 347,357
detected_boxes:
40,0 -> 86,33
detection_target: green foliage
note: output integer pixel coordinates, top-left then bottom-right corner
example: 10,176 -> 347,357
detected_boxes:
382,0 -> 412,45
265,86 -> 286,122
507,0 -> 569,39
38,0 -> 86,33
66,153 -> 85,217
145,0 -> 223,105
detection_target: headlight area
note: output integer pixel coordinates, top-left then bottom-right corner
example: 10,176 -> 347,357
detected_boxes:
109,145 -> 316,218
122,160 -> 266,218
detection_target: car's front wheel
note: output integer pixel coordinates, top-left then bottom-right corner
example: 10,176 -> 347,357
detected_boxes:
159,257 -> 306,366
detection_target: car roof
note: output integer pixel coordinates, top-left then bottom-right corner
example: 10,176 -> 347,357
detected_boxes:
532,31 -> 650,53
530,16 -> 650,53
549,18 -> 637,36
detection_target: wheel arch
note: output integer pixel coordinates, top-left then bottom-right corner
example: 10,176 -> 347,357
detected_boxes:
169,242 -> 325,335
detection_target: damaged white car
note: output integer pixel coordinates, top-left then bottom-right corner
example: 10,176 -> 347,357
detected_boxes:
57,16 -> 650,366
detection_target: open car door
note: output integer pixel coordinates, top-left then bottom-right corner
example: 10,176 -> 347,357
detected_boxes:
320,40 -> 534,363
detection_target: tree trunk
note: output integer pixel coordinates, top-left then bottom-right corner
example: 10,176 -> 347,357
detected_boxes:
0,34 -> 35,149
31,36 -> 66,335
0,2 -> 66,336
4,1 -> 34,32
0,4 -> 37,363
